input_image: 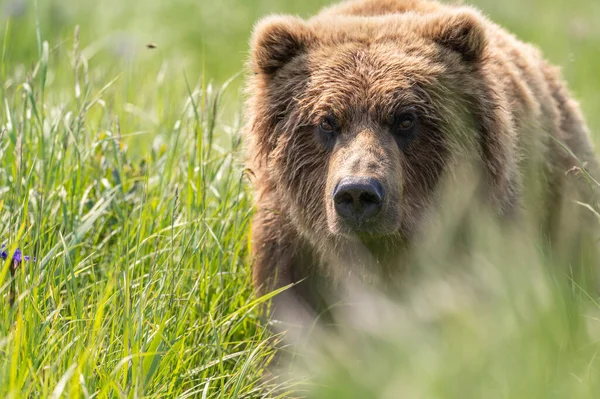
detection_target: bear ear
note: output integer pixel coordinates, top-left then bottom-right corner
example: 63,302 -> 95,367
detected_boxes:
423,9 -> 487,62
250,15 -> 312,75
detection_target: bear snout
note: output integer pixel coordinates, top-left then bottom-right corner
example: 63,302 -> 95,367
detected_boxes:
332,176 -> 385,227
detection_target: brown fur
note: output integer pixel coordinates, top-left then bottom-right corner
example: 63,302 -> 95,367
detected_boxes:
244,0 -> 597,326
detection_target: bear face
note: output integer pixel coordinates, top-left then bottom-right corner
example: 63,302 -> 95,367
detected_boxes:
246,8 -> 516,251
245,0 -> 599,332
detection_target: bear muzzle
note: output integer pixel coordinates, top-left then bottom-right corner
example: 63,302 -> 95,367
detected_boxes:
333,176 -> 385,228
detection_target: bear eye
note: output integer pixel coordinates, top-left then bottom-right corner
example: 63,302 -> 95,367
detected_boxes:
390,110 -> 419,148
393,111 -> 418,133
319,116 -> 339,134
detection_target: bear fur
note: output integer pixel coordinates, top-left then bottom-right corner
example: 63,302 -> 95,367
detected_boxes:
244,0 -> 597,326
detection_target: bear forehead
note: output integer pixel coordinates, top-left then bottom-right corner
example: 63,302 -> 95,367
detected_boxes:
307,13 -> 436,45
296,41 -> 447,122
306,41 -> 444,88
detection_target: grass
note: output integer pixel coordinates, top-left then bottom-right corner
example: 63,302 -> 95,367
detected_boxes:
1,13 -> 275,397
1,0 -> 600,397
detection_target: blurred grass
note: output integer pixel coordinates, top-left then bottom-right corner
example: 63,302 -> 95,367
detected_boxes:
1,0 -> 600,397
3,0 -> 599,132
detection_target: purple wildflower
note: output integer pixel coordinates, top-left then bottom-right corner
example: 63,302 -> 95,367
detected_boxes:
1,244 -> 36,264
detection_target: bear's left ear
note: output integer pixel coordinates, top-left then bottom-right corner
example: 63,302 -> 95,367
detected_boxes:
422,9 -> 487,62
250,15 -> 313,75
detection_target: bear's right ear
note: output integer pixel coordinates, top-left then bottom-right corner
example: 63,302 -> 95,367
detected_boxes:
250,15 -> 312,75
422,9 -> 487,62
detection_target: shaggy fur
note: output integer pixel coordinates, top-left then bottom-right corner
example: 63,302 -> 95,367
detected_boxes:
244,0 -> 597,325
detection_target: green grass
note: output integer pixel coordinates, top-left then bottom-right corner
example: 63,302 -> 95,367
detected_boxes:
1,0 -> 600,397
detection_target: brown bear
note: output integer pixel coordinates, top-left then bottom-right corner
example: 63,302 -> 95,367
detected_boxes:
244,0 -> 598,326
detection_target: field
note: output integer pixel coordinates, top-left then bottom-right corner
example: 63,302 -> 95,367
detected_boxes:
1,0 -> 600,397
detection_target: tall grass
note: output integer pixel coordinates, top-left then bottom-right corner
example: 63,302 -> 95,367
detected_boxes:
0,22 -> 285,398
1,0 -> 600,398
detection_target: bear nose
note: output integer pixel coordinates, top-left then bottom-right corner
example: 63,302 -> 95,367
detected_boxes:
333,177 -> 384,222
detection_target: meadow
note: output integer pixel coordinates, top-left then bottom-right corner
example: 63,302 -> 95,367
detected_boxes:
1,0 -> 600,397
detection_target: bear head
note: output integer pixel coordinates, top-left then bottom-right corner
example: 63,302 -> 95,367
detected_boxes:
246,6 -> 518,259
